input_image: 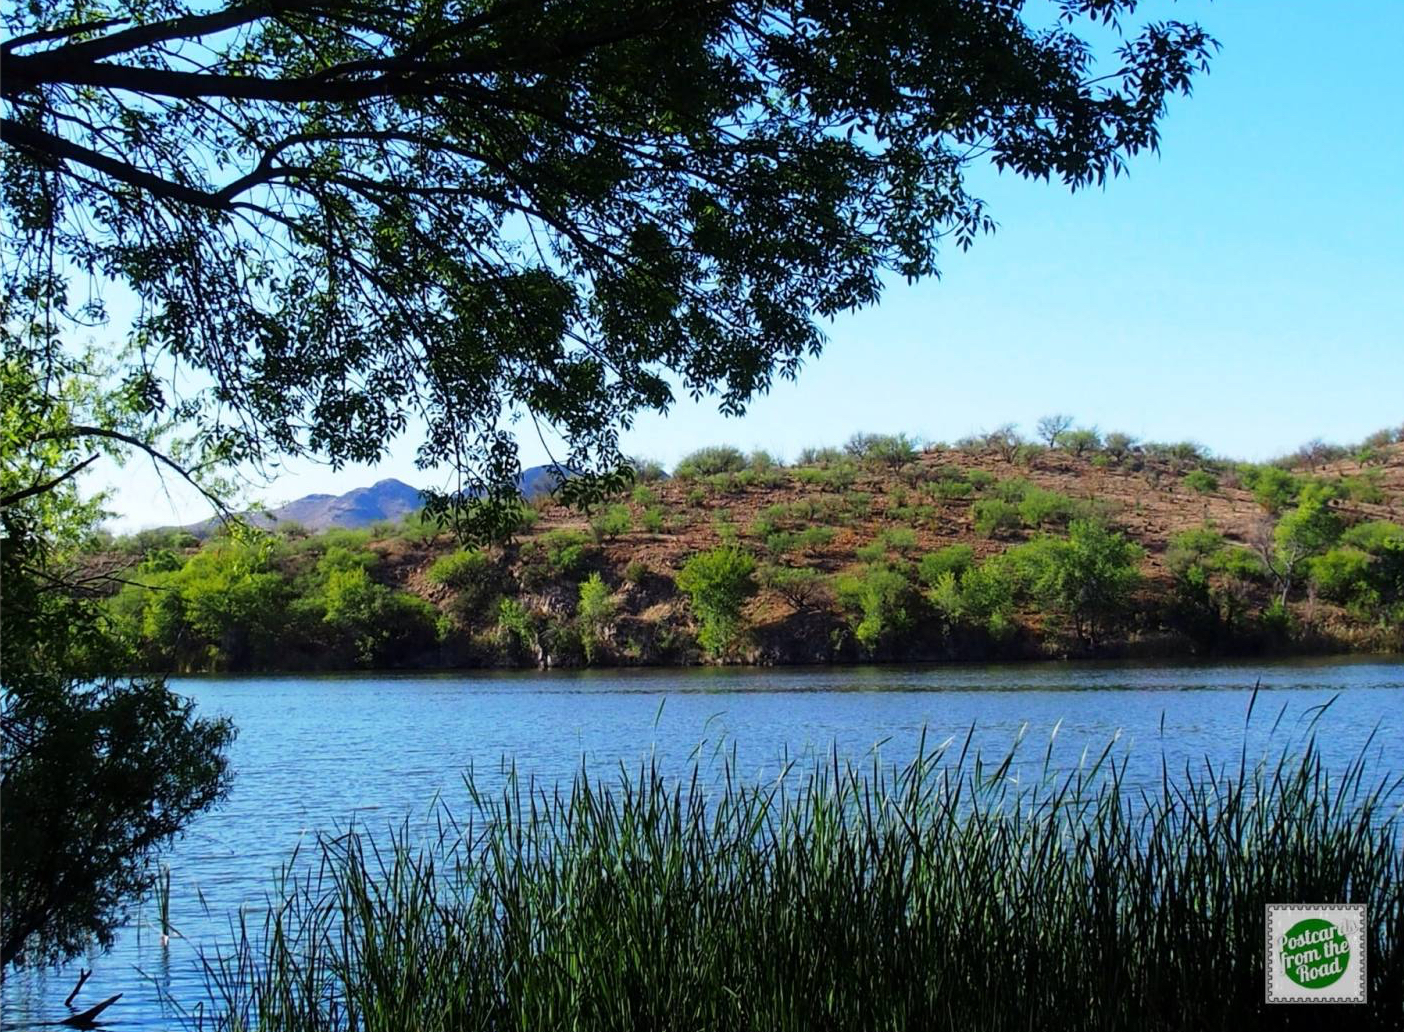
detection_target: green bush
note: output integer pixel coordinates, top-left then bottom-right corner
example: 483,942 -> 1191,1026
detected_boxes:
992,478 -> 1030,503
590,504 -> 632,542
674,446 -> 747,479
624,560 -> 649,584
931,479 -> 973,500
1018,488 -> 1080,529
1251,466 -> 1300,513
1056,427 -> 1101,456
1183,470 -> 1219,494
520,530 -> 594,589
631,484 -> 659,506
1008,520 -> 1142,648
926,557 -> 1018,638
642,507 -> 666,533
760,564 -> 827,611
676,547 -> 758,657
917,545 -> 975,586
972,499 -> 1021,538
834,564 -> 917,651
577,573 -> 616,664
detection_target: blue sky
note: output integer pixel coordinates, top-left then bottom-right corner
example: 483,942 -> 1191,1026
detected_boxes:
97,1 -> 1403,530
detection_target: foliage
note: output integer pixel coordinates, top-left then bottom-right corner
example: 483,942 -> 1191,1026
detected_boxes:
926,557 -> 1019,639
760,565 -> 828,612
834,564 -> 917,652
1010,520 -> 1142,648
1261,482 -> 1343,604
1036,414 -> 1074,448
972,499 -> 1022,538
519,530 -> 595,589
847,432 -> 918,469
590,503 -> 633,542
1249,466 -> 1300,513
1,343 -> 234,968
576,574 -> 617,664
1163,525 -> 1264,650
1057,427 -> 1101,456
674,447 -> 748,479
1018,488 -> 1082,529
917,545 -> 975,586
1183,469 -> 1219,494
675,548 -> 757,657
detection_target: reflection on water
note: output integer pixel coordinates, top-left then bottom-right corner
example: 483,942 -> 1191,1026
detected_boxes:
3,656 -> 1401,1030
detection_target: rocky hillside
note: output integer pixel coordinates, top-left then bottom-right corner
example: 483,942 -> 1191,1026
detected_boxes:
103,432 -> 1404,671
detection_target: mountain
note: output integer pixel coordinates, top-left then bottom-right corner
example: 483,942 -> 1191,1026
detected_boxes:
268,478 -> 425,531
187,466 -> 567,535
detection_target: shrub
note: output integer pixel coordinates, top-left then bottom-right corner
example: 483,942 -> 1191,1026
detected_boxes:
972,499 -> 1021,538
674,446 -> 747,479
1018,488 -> 1081,529
992,478 -> 1030,503
624,560 -> 649,584
927,557 -> 1018,638
1057,427 -> 1101,456
1103,432 -> 1137,460
687,487 -> 708,507
642,507 -> 666,533
496,597 -> 538,655
590,504 -> 632,542
1339,472 -> 1386,505
576,573 -> 616,663
983,423 -> 1023,463
675,547 -> 758,656
917,545 -> 975,586
760,564 -> 827,611
1009,520 -> 1142,648
520,529 -> 594,589
966,469 -> 996,491
631,484 -> 659,506
1251,467 -> 1300,513
834,564 -> 917,651
1036,413 -> 1074,447
629,457 -> 667,482
795,445 -> 846,466
1183,470 -> 1219,495
880,527 -> 919,554
931,479 -> 973,500
748,449 -> 780,471
855,540 -> 886,563
426,550 -> 484,589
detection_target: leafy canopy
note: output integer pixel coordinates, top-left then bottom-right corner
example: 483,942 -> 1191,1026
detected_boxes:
3,0 -> 1213,537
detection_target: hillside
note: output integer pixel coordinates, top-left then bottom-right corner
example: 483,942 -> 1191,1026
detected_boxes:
103,430 -> 1404,671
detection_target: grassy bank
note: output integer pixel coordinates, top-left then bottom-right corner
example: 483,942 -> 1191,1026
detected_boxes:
197,724 -> 1403,1031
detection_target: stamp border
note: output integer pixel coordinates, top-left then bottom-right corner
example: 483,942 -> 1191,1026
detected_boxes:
1265,903 -> 1368,1004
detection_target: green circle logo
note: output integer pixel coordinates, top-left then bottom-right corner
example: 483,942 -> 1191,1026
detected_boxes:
1281,918 -> 1350,989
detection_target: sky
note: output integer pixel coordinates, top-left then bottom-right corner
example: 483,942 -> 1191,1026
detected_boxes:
91,1 -> 1404,531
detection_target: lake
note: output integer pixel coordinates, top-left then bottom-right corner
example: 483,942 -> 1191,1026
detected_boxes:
3,656 -> 1401,1030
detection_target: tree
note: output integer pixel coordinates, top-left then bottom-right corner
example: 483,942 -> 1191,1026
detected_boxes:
676,547 -> 757,657
1036,414 -> 1075,448
1012,519 -> 1142,649
1,344 -> 234,968
2,1 -> 1215,537
1255,482 -> 1343,606
983,424 -> 1024,464
576,572 -> 616,663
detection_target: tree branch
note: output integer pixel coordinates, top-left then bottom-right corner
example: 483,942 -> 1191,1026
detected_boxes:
0,453 -> 100,508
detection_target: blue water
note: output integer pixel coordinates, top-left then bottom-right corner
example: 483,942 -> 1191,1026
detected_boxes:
3,656 -> 1401,1030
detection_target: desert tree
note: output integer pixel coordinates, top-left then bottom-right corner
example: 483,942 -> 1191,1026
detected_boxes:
1036,414 -> 1076,448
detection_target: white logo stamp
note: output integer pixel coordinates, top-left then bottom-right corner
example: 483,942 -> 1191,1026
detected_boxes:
1265,903 -> 1367,1004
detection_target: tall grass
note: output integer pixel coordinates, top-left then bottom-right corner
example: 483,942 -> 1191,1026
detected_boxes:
198,721 -> 1403,1031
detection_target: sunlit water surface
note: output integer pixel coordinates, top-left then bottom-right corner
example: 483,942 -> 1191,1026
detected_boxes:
4,656 -> 1401,1030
